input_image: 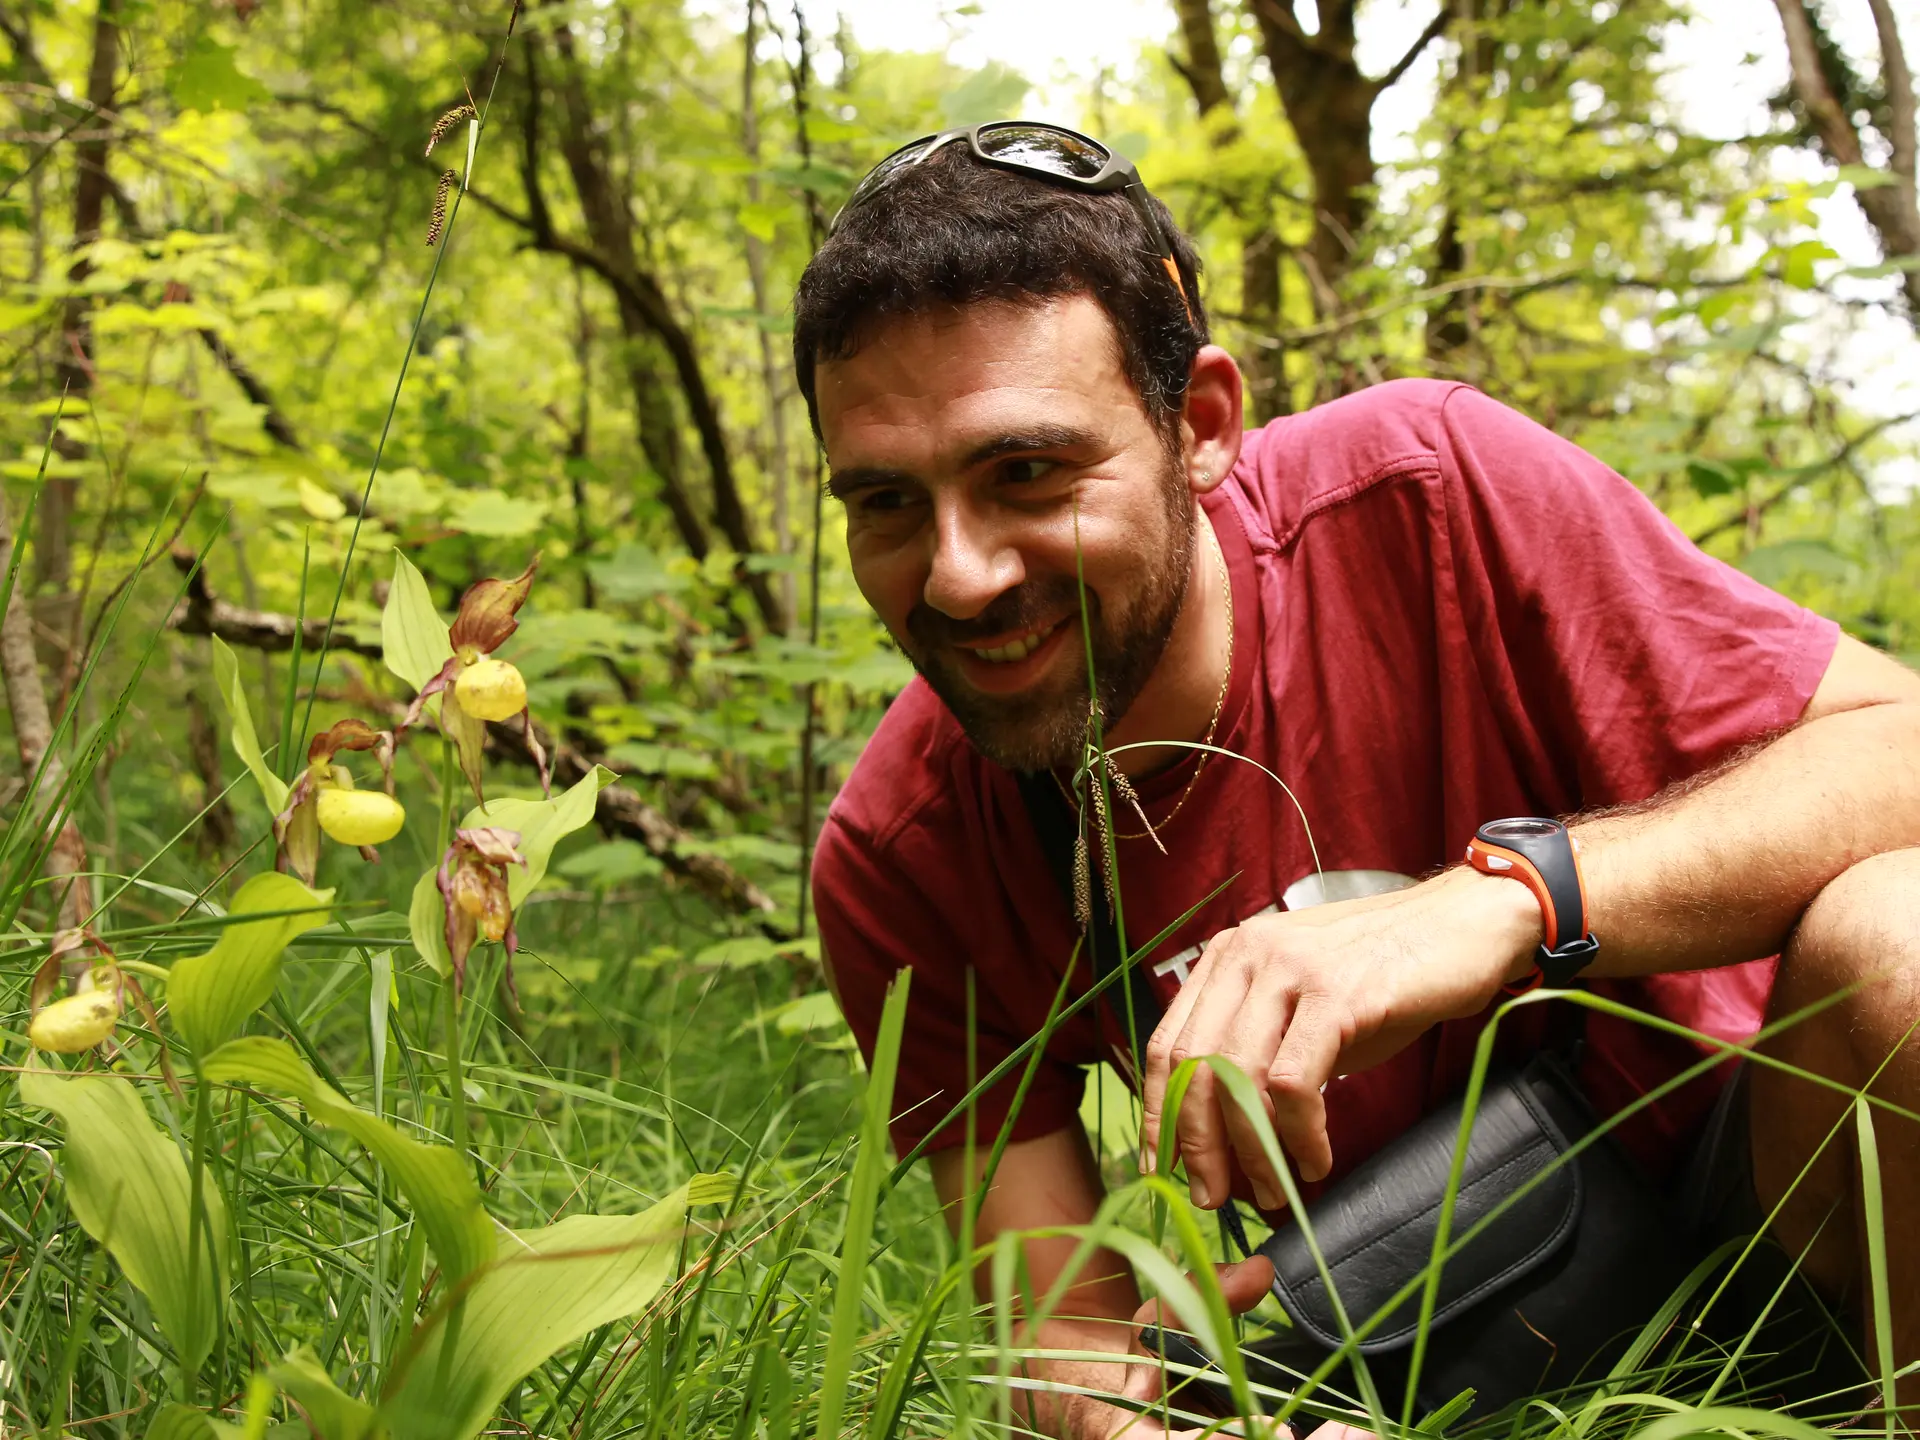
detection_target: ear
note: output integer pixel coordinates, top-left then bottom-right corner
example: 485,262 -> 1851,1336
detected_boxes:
1181,345 -> 1245,496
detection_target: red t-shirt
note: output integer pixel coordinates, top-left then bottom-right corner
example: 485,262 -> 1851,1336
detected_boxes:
813,380 -> 1838,1190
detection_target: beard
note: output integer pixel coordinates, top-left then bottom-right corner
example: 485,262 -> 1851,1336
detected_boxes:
900,468 -> 1198,773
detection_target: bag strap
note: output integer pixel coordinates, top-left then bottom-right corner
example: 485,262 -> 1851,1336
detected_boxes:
1012,768 -> 1255,1256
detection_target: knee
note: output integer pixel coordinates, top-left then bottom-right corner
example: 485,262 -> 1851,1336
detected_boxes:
1782,847 -> 1920,1002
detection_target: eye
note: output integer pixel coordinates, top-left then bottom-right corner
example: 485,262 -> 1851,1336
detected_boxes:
999,459 -> 1060,487
857,486 -> 910,513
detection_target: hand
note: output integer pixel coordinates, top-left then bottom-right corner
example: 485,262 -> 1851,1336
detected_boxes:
1139,867 -> 1540,1212
1099,1255 -> 1273,1439
1100,1256 -> 1381,1440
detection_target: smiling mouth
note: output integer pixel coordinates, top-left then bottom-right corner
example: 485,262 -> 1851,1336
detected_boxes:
963,617 -> 1067,664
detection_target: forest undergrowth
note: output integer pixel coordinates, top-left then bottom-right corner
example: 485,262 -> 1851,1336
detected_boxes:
5,0 -> 1920,1437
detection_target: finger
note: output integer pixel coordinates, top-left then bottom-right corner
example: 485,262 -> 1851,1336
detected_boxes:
1267,996 -> 1344,1183
1217,978 -> 1300,1211
1168,948 -> 1259,1208
1130,1255 -> 1277,1340
1141,945 -> 1217,1173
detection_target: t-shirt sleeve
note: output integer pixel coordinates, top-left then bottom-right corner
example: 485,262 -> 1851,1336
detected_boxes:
811,810 -> 1088,1158
1436,385 -> 1838,806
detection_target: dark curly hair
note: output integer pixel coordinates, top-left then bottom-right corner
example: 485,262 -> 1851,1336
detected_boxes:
792,139 -> 1208,445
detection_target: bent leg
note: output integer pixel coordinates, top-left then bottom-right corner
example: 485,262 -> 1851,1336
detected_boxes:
1754,847 -> 1920,1409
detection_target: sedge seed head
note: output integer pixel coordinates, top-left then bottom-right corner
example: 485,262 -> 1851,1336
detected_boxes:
316,788 -> 407,846
455,658 -> 528,722
29,990 -> 120,1053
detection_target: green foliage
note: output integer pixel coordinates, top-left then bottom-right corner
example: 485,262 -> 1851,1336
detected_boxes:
200,1036 -> 495,1286
379,1180 -> 701,1440
169,873 -> 334,1056
1,1 -> 1914,1439
19,1065 -> 230,1377
212,638 -> 291,812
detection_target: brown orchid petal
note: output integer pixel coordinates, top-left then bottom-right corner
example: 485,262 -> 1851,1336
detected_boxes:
450,862 -> 491,920
273,772 -> 321,885
30,950 -> 62,1014
521,708 -> 552,799
478,871 -> 512,943
437,858 -> 479,991
398,656 -> 462,737
441,682 -> 491,803
456,825 -> 526,867
281,801 -> 321,885
448,557 -> 538,653
308,717 -> 392,765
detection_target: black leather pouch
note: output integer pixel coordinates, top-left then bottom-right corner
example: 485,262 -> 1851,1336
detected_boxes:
1255,1053 -> 1694,1422
1150,1055 -> 1696,1427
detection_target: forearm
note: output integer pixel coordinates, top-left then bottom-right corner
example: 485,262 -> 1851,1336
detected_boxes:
1573,700 -> 1920,978
1005,1279 -> 1147,1440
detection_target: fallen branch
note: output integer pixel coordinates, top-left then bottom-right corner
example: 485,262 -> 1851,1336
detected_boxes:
164,553 -> 787,934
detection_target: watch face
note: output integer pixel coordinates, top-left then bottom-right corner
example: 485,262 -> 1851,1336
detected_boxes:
1482,817 -> 1561,841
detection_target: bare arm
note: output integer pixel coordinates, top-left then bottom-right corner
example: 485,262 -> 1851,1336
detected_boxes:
1577,633 -> 1920,976
929,1126 -> 1277,1439
930,1126 -> 1146,1440
1140,635 -> 1920,1212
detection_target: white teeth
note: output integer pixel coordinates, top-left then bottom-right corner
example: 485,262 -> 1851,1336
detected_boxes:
968,618 -> 1063,664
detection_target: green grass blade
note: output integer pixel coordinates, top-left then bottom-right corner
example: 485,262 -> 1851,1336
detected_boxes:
1854,1095 -> 1896,1438
813,969 -> 911,1440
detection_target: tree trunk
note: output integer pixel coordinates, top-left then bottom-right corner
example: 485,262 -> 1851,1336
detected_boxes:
1772,0 -> 1920,320
1173,0 -> 1290,418
741,0 -> 796,622
1246,0 -> 1451,339
39,0 -> 119,599
538,14 -> 786,631
0,497 -> 94,935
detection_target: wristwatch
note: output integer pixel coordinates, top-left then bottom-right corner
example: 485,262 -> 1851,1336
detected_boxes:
1464,817 -> 1600,989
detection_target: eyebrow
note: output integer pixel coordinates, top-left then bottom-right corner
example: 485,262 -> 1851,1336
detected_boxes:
825,423 -> 1102,497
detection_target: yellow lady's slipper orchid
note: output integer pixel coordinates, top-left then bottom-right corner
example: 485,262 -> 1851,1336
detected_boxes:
28,989 -> 120,1053
454,657 -> 529,723
316,788 -> 407,846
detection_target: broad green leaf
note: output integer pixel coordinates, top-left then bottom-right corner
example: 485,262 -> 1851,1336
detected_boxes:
460,765 -> 617,906
200,1036 -> 494,1285
168,37 -> 269,111
169,873 -> 333,1056
211,637 -> 290,812
266,1346 -> 377,1440
378,1182 -> 697,1440
694,936 -> 780,968
20,1064 -> 228,1376
445,490 -> 547,538
297,478 -> 348,521
382,553 -> 453,694
408,867 -> 453,979
1781,239 -> 1837,290
147,1403 -> 243,1440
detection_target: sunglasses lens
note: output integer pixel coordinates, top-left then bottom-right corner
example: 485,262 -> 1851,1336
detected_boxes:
842,137 -> 937,213
974,124 -> 1109,179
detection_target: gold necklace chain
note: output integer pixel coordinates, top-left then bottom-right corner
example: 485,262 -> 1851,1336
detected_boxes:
1058,511 -> 1233,843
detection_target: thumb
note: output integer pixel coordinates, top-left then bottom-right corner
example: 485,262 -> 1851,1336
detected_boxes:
1130,1254 -> 1276,1342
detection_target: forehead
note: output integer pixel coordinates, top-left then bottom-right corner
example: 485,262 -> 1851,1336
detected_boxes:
813,295 -> 1142,468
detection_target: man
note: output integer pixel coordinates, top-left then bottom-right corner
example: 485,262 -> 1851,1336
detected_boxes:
797,122 -> 1920,1440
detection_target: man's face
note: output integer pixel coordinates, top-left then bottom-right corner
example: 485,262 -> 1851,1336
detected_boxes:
815,296 -> 1195,771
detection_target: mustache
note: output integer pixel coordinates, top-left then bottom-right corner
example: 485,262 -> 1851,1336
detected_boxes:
906,577 -> 1092,649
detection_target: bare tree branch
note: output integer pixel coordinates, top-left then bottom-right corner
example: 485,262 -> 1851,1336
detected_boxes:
1376,6 -> 1453,93
1772,0 -> 1920,317
1865,0 -> 1914,185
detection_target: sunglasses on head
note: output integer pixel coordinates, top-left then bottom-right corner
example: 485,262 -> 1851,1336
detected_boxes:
831,120 -> 1191,313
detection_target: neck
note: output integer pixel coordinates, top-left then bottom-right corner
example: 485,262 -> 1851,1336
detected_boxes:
1101,507 -> 1230,780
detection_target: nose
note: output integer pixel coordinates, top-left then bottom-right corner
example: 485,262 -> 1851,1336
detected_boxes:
923,498 -> 1025,622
